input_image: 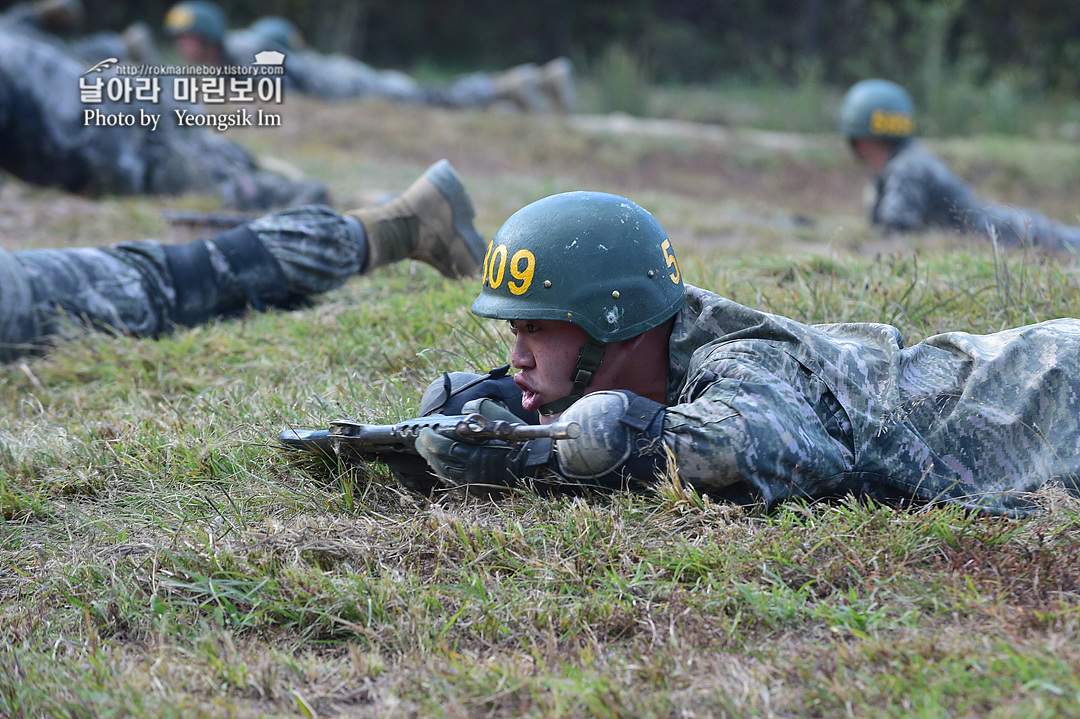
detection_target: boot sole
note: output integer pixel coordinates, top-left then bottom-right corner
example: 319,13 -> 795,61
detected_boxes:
422,160 -> 486,269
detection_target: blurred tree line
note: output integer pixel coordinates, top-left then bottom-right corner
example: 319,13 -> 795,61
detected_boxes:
14,0 -> 1079,95
7,0 -> 1079,133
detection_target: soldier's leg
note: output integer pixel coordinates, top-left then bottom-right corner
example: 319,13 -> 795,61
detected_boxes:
422,73 -> 498,109
3,208 -> 358,356
538,58 -> 577,114
12,241 -> 176,351
425,66 -> 548,113
983,205 -> 1080,254
168,158 -> 485,323
490,65 -> 549,113
420,65 -> 554,114
1,161 -> 483,360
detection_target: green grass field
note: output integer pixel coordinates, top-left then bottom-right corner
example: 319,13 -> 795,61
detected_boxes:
1,93 -> 1079,717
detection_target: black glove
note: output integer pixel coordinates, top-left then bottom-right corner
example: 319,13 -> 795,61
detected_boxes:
388,367 -> 535,495
415,398 -> 552,490
418,366 -> 538,423
380,453 -> 444,495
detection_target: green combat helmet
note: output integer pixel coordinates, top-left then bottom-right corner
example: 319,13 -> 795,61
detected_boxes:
838,78 -> 915,141
164,1 -> 226,44
471,191 -> 686,414
248,16 -> 304,51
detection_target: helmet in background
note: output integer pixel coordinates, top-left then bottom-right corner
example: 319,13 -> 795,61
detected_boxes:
164,1 -> 226,43
839,78 -> 915,141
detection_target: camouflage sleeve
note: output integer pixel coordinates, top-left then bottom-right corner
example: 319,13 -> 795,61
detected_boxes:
662,341 -> 855,505
873,169 -> 931,231
283,50 -> 425,102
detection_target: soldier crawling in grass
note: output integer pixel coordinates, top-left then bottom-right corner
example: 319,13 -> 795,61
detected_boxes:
164,1 -> 577,114
0,160 -> 484,364
389,191 -> 1080,518
0,16 -> 328,211
840,78 -> 1080,252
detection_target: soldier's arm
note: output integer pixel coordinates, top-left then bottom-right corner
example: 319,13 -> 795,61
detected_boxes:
873,165 -> 933,232
542,345 -> 858,505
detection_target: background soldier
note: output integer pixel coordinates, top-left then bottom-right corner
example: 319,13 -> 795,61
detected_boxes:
1,0 -> 157,64
0,22 -> 327,209
840,78 -> 1080,252
411,191 -> 1080,517
163,1 -> 576,114
0,160 -> 483,362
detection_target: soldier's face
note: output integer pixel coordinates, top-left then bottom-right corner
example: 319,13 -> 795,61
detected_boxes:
508,319 -> 590,419
173,33 -> 214,63
850,138 -> 895,173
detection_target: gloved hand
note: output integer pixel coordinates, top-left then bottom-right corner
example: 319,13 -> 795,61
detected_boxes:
554,390 -> 668,490
418,366 -> 538,423
415,398 -> 550,489
380,453 -> 443,495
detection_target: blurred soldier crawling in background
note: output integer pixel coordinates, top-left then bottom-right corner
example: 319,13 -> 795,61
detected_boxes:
0,160 -> 484,362
164,1 -> 577,114
840,78 -> 1080,253
0,6 -> 327,210
0,0 -> 157,65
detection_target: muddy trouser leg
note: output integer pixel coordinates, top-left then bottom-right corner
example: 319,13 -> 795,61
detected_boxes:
3,205 -> 368,359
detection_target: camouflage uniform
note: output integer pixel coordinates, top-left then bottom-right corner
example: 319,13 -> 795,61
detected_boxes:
873,140 -> 1080,251
223,28 -> 498,109
663,285 -> 1080,516
0,206 -> 366,361
0,26 -> 327,209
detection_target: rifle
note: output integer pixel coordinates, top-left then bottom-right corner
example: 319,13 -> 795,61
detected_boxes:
161,210 -> 258,229
278,412 -> 581,464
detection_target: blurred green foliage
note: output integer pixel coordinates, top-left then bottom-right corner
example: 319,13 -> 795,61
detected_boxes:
26,0 -> 1080,89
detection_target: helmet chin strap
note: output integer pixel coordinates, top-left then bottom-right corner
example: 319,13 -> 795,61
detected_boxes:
538,337 -> 607,416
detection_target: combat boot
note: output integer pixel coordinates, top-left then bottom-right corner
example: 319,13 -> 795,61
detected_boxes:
491,64 -> 549,114
539,58 -> 577,114
348,160 -> 486,279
